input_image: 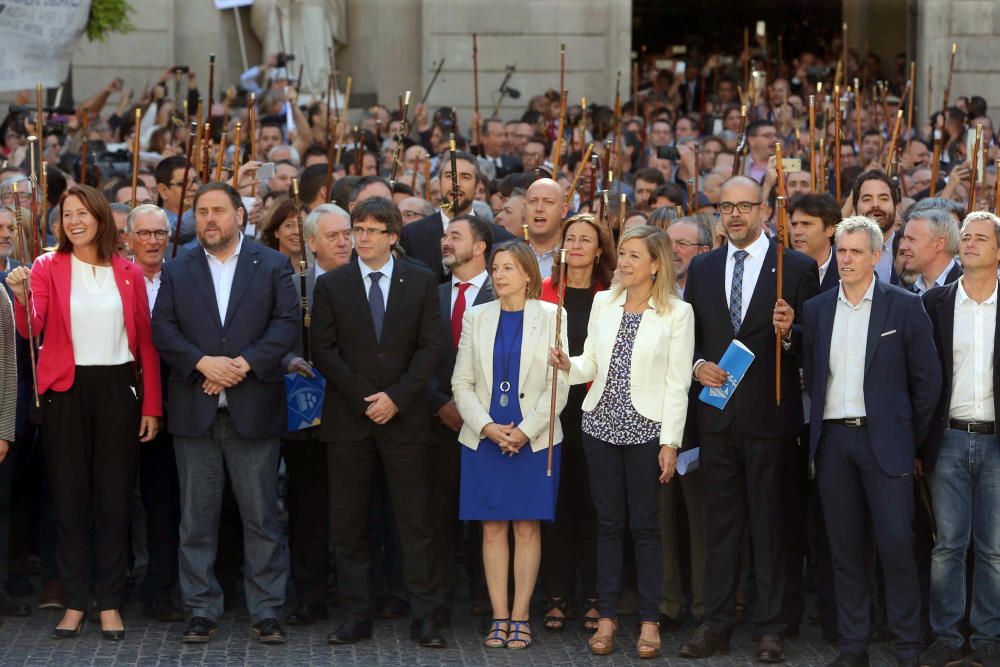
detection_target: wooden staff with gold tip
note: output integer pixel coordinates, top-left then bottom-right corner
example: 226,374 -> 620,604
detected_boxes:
472,33 -> 480,155
930,129 -> 942,196
9,184 -> 38,406
547,247 -> 567,477
292,177 -> 311,360
775,194 -> 787,406
732,105 -> 748,177
551,90 -> 567,176
232,122 -> 243,189
884,109 -> 904,176
618,192 -> 626,238
968,124 -> 983,216
775,142 -> 787,198
207,53 -> 216,132
130,108 -> 142,207
834,85 -> 842,202
995,160 -> 1000,216
942,42 -> 957,117
202,122 -> 212,183
423,154 -> 431,201
808,95 -> 816,191
35,83 -> 46,253
565,142 -> 594,206
26,136 -> 38,258
522,222 -> 529,242
333,77 -> 352,171
904,62 -> 916,151
214,133 -> 227,183
559,43 -> 566,98
171,122 -> 197,259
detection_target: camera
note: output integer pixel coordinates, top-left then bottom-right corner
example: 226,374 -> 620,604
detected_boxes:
656,146 -> 680,161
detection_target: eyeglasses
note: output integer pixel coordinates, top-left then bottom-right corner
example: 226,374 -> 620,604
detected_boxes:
352,225 -> 390,237
718,201 -> 761,214
672,239 -> 708,249
135,229 -> 169,241
169,179 -> 201,189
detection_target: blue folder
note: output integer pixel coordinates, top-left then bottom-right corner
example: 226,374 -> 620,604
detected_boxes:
698,339 -> 755,410
285,369 -> 326,431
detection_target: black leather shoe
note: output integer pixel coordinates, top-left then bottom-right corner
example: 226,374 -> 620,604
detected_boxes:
969,642 -> 1000,667
919,639 -> 964,667
432,604 -> 452,629
757,635 -> 785,663
410,616 -> 446,649
286,602 -> 328,626
52,613 -> 86,639
142,597 -> 185,623
827,652 -> 870,667
327,618 -> 373,645
376,595 -> 410,620
253,618 -> 288,644
0,591 -> 31,617
679,623 -> 730,658
101,628 -> 126,641
181,616 -> 218,643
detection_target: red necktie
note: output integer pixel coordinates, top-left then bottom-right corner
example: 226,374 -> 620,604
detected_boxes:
451,282 -> 471,349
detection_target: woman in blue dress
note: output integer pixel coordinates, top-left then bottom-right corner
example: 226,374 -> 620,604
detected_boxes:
452,240 -> 568,650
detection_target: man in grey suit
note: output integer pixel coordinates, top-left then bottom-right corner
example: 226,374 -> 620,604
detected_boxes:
427,214 -> 495,625
282,204 -> 354,626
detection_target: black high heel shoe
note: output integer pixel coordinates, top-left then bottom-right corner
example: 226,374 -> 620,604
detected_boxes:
52,613 -> 86,639
100,611 -> 126,641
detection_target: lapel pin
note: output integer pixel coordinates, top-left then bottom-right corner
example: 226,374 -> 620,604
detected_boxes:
771,267 -> 776,273
125,279 -> 130,285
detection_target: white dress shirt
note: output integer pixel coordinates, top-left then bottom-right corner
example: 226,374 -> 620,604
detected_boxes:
913,258 -> 956,294
876,230 -> 895,282
724,231 -> 771,323
358,255 -> 393,310
823,276 -> 875,419
950,279 -> 997,421
144,271 -> 161,316
69,255 -> 133,366
451,270 -> 488,313
205,234 -> 244,407
818,248 -> 833,285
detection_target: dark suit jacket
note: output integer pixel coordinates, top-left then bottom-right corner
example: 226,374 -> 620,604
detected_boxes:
684,239 -> 819,437
399,211 -> 516,283
310,258 -> 441,443
427,277 -> 494,414
921,280 -> 1000,471
802,279 -> 942,476
819,249 -> 840,293
483,154 -> 523,179
909,261 -> 963,294
152,238 -> 300,439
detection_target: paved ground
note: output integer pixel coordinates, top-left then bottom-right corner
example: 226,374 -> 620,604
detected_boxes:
0,593 -> 904,666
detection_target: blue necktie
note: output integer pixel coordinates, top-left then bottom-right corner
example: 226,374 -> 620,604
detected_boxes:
368,271 -> 385,340
730,250 -> 748,334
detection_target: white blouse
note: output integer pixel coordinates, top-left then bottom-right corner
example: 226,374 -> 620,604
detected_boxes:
70,254 -> 132,366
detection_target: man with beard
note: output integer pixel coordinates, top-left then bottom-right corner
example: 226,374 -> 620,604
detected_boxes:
852,171 -> 900,284
399,150 -> 514,283
152,183 -> 299,645
427,214 -> 495,626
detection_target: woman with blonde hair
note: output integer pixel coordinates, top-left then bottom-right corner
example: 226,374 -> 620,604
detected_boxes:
551,225 -> 694,658
453,240 -> 568,650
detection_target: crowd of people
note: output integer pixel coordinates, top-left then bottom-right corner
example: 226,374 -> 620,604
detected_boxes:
0,28 -> 998,667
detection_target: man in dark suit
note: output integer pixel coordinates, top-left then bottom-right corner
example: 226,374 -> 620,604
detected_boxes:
920,211 -> 1000,667
898,207 -> 963,294
802,215 -> 941,667
478,118 -> 522,179
152,183 -> 299,645
282,203 -> 354,627
310,197 -> 446,648
680,175 -> 819,663
852,171 -> 900,285
399,150 -> 515,283
426,214 -> 495,625
790,193 -> 841,293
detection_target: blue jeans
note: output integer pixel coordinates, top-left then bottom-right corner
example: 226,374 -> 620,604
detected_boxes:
929,428 -> 1000,649
174,412 -> 288,623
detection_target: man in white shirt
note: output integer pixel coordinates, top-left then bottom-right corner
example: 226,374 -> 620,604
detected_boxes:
789,193 -> 841,292
898,208 -> 962,294
851,171 -> 900,284
920,211 -> 1000,667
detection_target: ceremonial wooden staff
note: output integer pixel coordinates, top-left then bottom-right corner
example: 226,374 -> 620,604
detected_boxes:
333,77 -> 352,168
612,72 -> 623,185
598,190 -> 612,241
9,188 -> 38,406
423,155 -> 431,201
291,178 -> 311,360
808,95 -> 816,191
551,90 -> 567,175
617,193 -> 626,238
565,142 -> 594,207
232,122 -> 243,189
904,62 -> 916,151
411,151 -> 421,190
171,123 -> 197,259
323,73 -> 337,195
471,34 -> 480,155
420,59 -> 445,108
214,133 -> 227,183
559,43 -> 566,99
388,91 -> 411,185
79,112 -> 90,185
853,78 -> 863,149
884,109 -> 903,176
35,83 -> 45,255
248,93 -> 257,197
207,53 -> 216,132
193,100 -> 204,174
841,21 -> 848,86
877,81 -> 891,132
587,152 -> 599,211
995,160 -> 1000,216
833,86 -> 842,201
522,221 -> 529,242
547,247 -> 567,477
26,136 -> 38,259
577,97 -> 587,153
930,129 -> 942,196
354,126 -> 363,174
942,42 -> 957,117
448,133 -> 460,213
774,194 -> 787,407
967,124 -> 982,216
743,27 -> 750,91
631,61 -> 639,116
732,105 -> 748,177
775,142 -> 787,199
130,108 -> 142,207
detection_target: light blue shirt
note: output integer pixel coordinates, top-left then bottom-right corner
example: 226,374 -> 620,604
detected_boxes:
358,255 -> 393,310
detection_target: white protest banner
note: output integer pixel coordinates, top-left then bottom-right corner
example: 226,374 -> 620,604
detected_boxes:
0,0 -> 91,92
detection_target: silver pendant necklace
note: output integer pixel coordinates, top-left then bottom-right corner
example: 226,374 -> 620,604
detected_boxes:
497,311 -> 524,409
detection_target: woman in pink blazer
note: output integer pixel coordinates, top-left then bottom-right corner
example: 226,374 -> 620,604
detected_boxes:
5,185 -> 161,641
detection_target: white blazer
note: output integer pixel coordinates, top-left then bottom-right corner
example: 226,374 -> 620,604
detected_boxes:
452,299 -> 569,452
568,289 -> 695,446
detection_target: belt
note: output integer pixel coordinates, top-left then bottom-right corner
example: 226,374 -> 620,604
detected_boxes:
824,417 -> 867,428
949,419 -> 995,434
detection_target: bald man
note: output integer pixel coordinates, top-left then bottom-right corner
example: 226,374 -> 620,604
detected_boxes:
525,178 -> 568,278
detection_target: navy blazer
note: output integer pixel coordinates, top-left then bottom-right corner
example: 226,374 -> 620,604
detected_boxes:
399,211 -> 516,283
922,280 -> 1000,471
152,238 -> 299,439
427,277 -> 495,414
819,249 -> 840,293
684,239 -> 819,437
802,279 -> 942,476
908,261 -> 963,294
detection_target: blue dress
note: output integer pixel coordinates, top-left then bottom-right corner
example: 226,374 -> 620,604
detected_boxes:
459,309 -> 561,521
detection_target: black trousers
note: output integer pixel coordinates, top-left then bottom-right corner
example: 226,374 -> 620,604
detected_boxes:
138,428 -> 180,601
780,433 -> 809,630
327,433 -> 442,621
701,427 -> 786,637
282,435 -> 329,607
43,365 -> 139,611
428,422 -> 461,605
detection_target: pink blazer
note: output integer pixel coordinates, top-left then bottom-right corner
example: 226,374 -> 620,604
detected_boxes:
13,251 -> 162,417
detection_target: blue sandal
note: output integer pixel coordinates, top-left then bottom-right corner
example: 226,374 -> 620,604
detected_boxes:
484,619 -> 509,648
507,620 -> 532,649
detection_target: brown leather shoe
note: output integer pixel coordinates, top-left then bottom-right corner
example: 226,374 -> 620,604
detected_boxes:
679,623 -> 730,658
757,634 -> 785,663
